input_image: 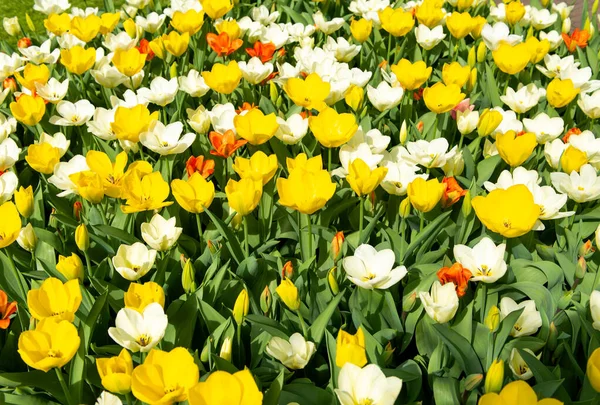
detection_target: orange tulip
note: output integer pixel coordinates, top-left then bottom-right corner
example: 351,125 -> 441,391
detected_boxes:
246,41 -> 277,62
441,177 -> 467,208
209,130 -> 247,158
562,29 -> 590,53
437,263 -> 472,297
186,155 -> 215,178
0,290 -> 17,329
206,32 -> 243,56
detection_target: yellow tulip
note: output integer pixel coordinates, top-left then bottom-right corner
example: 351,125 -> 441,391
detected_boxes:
123,18 -> 137,38
149,36 -> 166,60
379,7 -> 415,37
233,109 -> 279,145
10,94 -> 46,126
75,224 -> 89,252
391,59 -> 432,91
587,348 -> 600,393
27,277 -> 82,322
233,289 -> 249,325
493,43 -> 530,75
472,184 -> 540,238
14,186 -> 34,218
407,177 -> 445,213
200,0 -> 234,19
275,278 -> 300,311
124,281 -> 165,312
471,16 -> 487,37
99,12 -> 120,35
182,259 -> 197,294
70,15 -> 101,42
60,46 -> 96,75
121,171 -> 173,214
15,63 -> 49,92
336,328 -> 367,368
505,0 -> 526,25
546,78 -> 580,108
202,60 -> 242,94
283,73 -> 331,112
111,105 -> 159,143
215,19 -> 241,40
162,31 -> 190,57
350,18 -> 373,42
0,202 -> 21,249
277,166 -> 336,215
233,151 -> 278,185
97,349 -> 133,394
442,62 -> 471,87
415,0 -> 445,28
346,158 -> 388,197
496,131 -> 537,167
44,13 -> 71,36
225,178 -> 262,216
286,153 -> 324,172
171,172 -> 216,213
70,171 -> 105,204
131,348 -> 199,404
561,146 -> 588,173
26,143 -> 61,174
112,48 -> 146,77
171,10 -> 205,35
525,36 -> 550,64
188,369 -> 263,405
477,109 -> 503,137
56,253 -> 84,282
446,12 -> 475,39
86,150 -> 128,198
479,380 -> 562,404
345,85 -> 365,111
18,318 -> 80,372
309,107 -> 358,148
423,83 -> 465,114
485,359 -> 505,394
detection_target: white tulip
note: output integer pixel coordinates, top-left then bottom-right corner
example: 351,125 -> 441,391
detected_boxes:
266,333 -> 316,369
39,132 -> 70,157
342,244 -> 407,290
135,12 -> 166,33
238,57 -> 274,85
91,63 -> 127,89
209,103 -> 237,134
324,37 -> 361,62
275,114 -> 309,145
70,7 -> 98,17
481,23 -> 522,51
19,39 -> 60,64
536,54 -> 577,79
103,32 -> 137,52
186,105 -> 211,134
336,363 -> 402,405
539,30 -> 563,50
284,23 -> 316,45
544,139 -> 566,169
457,110 -> 479,135
489,3 -> 506,22
561,17 -> 571,34
509,348 -> 539,380
95,391 -> 123,405
35,77 -> 69,104
259,24 -> 289,49
332,143 -> 384,178
347,128 -> 391,154
87,108 -> 116,141
126,0 -> 152,10
48,155 -> 89,197
367,82 -> 404,112
483,139 -> 499,158
442,149 -> 465,177
313,11 -> 345,35
3,17 -> 20,37
137,77 -> 178,106
454,237 -> 507,283
530,9 -> 558,30
483,167 -> 540,192
419,281 -> 459,324
0,171 -> 18,204
578,90 -> 600,119
219,337 -> 232,361
141,214 -> 182,251
17,223 -> 37,252
179,69 -> 210,97
381,162 -> 428,196
522,113 -> 564,144
349,0 -> 390,24
110,89 -> 148,108
551,164 -> 600,203
415,24 -> 446,50
552,2 -> 574,19
108,303 -> 168,352
238,17 -> 262,41
0,53 -> 23,81
0,138 -> 21,171
0,88 -> 9,106
405,138 -> 456,169
500,84 -> 546,114
591,290 -> 600,331
596,225 -> 600,254
49,100 -> 95,126
57,33 -> 86,49
499,297 -> 542,337
112,242 -> 157,281
140,121 -> 195,156
34,0 -> 70,15
0,112 -> 17,143
559,65 -> 600,94
568,131 -> 600,169
491,107 -> 523,136
251,5 -> 280,25
532,185 -> 574,221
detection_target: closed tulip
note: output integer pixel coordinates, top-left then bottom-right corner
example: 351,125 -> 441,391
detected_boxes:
60,46 -> 96,75
171,173 -> 215,214
10,94 -> 46,126
560,145 -> 588,173
525,36 -> 550,64
496,130 -> 537,167
493,43 -> 530,75
26,143 -> 61,175
131,348 -> 199,404
124,281 -> 165,312
415,0 -> 445,28
505,0 -> 526,25
188,369 -> 263,405
234,151 -> 278,185
283,73 -> 330,112
277,166 -> 336,215
96,349 -> 133,394
442,62 -> 471,88
202,60 -> 242,94
70,15 -> 101,42
407,177 -> 445,213
14,186 -> 33,218
419,280 -> 460,323
44,13 -> 71,36
309,107 -> 358,148
112,48 -> 146,77
477,109 -> 503,137
379,7 -> 415,37
335,363 -> 403,405
588,348 -> 600,392
350,18 -> 372,42
446,12 -> 475,39
111,105 -> 159,143
162,31 -> 190,57
171,10 -> 204,35
18,318 -> 80,372
345,85 -> 364,111
140,214 -> 182,252
233,109 -> 279,145
423,83 -> 465,114
200,0 -> 234,19
391,59 -> 432,91
28,277 -> 81,322
225,178 -> 262,216
546,78 -> 579,108
0,202 -> 21,249
56,253 -> 84,282
485,359 -> 505,394
472,184 -> 540,238
276,278 -> 300,311
346,158 -> 388,197
233,289 -> 249,325
336,328 -> 367,368
15,63 -> 49,92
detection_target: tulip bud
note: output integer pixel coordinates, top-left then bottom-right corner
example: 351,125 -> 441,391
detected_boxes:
328,267 -> 339,295
576,256 -> 587,279
276,278 -> 300,311
17,223 -> 37,252
399,120 -> 408,144
399,198 -> 411,218
593,0 -> 599,14
468,46 -> 476,68
14,186 -> 34,218
169,62 -> 178,79
485,305 -> 500,332
485,359 -> 504,394
220,337 -> 232,362
282,261 -> 294,279
207,240 -> 218,254
558,290 -> 573,310
402,290 -> 417,311
547,322 -> 558,351
25,13 -> 35,32
49,208 -> 58,229
200,342 -> 210,362
597,223 -> 600,250
536,244 -> 555,261
269,81 -> 278,104
17,37 -> 32,48
2,17 -> 20,37
461,190 -> 472,217
383,342 -> 394,365
260,286 -> 272,314
331,231 -> 344,262
3,77 -> 17,92
182,259 -> 197,294
562,17 -> 571,34
465,374 -> 484,391
416,121 -> 424,133
75,224 -> 89,252
584,17 -> 592,34
467,68 -> 477,93
580,240 -> 595,257
540,0 -> 550,6
526,25 -> 534,40
233,289 -> 249,325
477,42 -> 487,63
73,201 -> 83,222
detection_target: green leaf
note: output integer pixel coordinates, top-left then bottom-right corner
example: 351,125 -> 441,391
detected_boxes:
308,291 -> 344,345
402,211 -> 452,262
204,208 -> 246,265
433,323 -> 483,374
91,224 -> 141,245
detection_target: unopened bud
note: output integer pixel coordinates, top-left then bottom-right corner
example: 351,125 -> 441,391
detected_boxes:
282,261 -> 294,279
536,244 -> 555,261
562,17 -> 571,34
182,259 -> 197,294
383,342 -> 394,365
485,305 -> 500,332
3,77 -> 17,92
169,62 -> 178,79
269,81 -> 278,104
17,37 -> 31,48
200,342 -> 210,362
260,286 -> 272,314
400,120 -> 408,144
465,374 -> 484,391
526,25 -> 534,40
468,46 -> 476,68
558,290 -> 573,310
14,185 -> 34,218
592,0 -> 599,14
328,267 -> 339,295
576,256 -> 587,279
73,201 -> 83,222
49,208 -> 58,228
331,231 -> 344,262
547,322 -> 558,351
416,121 -> 424,133
75,224 -> 89,252
399,198 -> 411,218
207,240 -> 218,254
233,289 -> 249,325
484,359 -> 504,394
580,240 -> 595,257
402,290 -> 417,311
477,42 -> 487,63
220,337 -> 232,362
467,68 -> 477,93
25,13 -> 35,32
461,190 -> 472,217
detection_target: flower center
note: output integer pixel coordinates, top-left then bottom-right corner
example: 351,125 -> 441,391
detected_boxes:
519,365 -> 529,375
136,334 -> 151,347
359,399 -> 375,405
47,349 -> 62,358
362,273 -> 376,282
503,219 -> 511,229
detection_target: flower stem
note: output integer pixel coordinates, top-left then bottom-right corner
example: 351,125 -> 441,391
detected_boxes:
358,197 -> 364,244
83,251 -> 93,281
306,214 -> 313,260
243,216 -> 249,258
126,393 -> 135,405
419,213 -> 424,233
196,214 -> 203,255
328,147 -> 332,172
297,310 -> 308,338
55,368 -> 73,405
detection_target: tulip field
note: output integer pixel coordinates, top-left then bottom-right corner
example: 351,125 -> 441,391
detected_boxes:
2,0 -> 600,404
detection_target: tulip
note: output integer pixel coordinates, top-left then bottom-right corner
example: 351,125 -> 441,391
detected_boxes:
526,36 -> 550,64
477,109 -> 503,137
141,214 -> 182,252
16,223 -> 36,252
171,173 -> 216,214
219,336 -> 232,361
283,73 -> 330,112
112,48 -> 146,77
56,253 -> 84,282
346,158 -> 388,197
96,349 -> 133,394
485,359 -> 505,393
505,1 -> 526,25
499,297 -> 542,337
492,43 -> 530,75
225,178 -> 262,216
233,109 -> 279,145
200,0 -> 234,19
496,131 -> 537,167
563,28 -> 590,52
15,63 -> 49,92
215,19 -> 241,40
509,348 -> 538,380
13,186 -> 33,218
99,12 -> 120,35
124,281 -> 165,312
391,59 -> 432,91
111,105 -> 159,143
186,155 -> 215,178
309,108 -> 358,148
27,277 -> 81,322
18,318 -> 80,372
479,380 -> 562,404
182,259 -> 197,294
546,78 -> 580,108
277,166 -> 336,215
342,244 -> 407,290
590,290 -> 600,331
551,164 -> 600,203
0,289 -> 17,330
442,62 -> 471,88
132,348 -> 199,403
276,278 -> 300,311
437,263 -> 472,297
44,13 -> 71,36
162,31 -> 190,57
419,281 -> 460,323
188,369 -> 263,405
336,328 -> 367,368
415,0 -> 445,28
588,347 -> 600,393
233,289 -> 249,325
441,177 -> 467,208
207,32 -> 244,57
202,61 -> 242,94
345,85 -> 364,111
112,242 -> 157,281
109,303 -> 168,353
560,145 -> 588,173
485,306 -> 500,332
70,171 -> 105,204
3,17 -> 20,36
60,46 -> 96,75
423,83 -> 465,114
407,177 -> 445,213
454,237 -> 507,283
0,202 -> 21,249
10,94 -> 46,126
74,224 -> 89,253
331,231 -> 344,262
335,363 -> 403,405
171,10 -> 204,35
233,151 -> 278,185
350,18 -> 372,42
379,7 -> 415,37
120,171 -> 173,214
446,12 -> 475,39
366,82 -> 404,112
266,332 -> 316,369
70,15 -> 101,42
209,130 -> 248,158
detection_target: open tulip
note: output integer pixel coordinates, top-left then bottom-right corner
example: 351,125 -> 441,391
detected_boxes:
233,109 -> 279,145
391,59 -> 432,91
266,333 -> 316,369
342,244 -> 407,290
454,237 -> 507,283
277,166 -> 336,215
546,78 -> 579,108
15,63 -> 50,92
283,73 -> 330,112
496,130 -> 537,167
171,10 -> 204,35
479,380 -> 562,404
379,7 -> 415,37
96,349 -> 133,394
407,177 -> 445,213
140,214 -> 182,252
86,151 -> 128,199
27,277 -> 81,322
200,0 -> 234,19
336,328 -> 367,368
446,12 -> 475,39
233,151 -> 278,185
437,263 -> 472,297
419,281 -> 460,323
346,158 -> 388,196
335,363 -> 403,405
202,60 -> 242,94
120,170 -> 173,214
0,201 -> 21,249
70,15 -> 101,42
0,290 -> 17,330
10,94 -> 46,126
112,242 -> 157,281
56,253 -> 84,282
560,145 -> 588,173
225,178 -> 262,216
423,83 -> 465,114
188,369 -> 262,405
124,281 -> 165,312
309,108 -> 358,148
209,130 -> 247,158
112,48 -> 146,77
172,173 -> 216,214
60,46 -> 96,75
109,303 -> 168,353
499,297 -> 543,337
70,171 -> 105,204
111,105 -> 159,143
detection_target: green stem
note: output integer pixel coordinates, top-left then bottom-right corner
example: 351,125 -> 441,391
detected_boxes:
297,310 -> 308,338
126,392 -> 135,405
55,368 -> 73,405
196,214 -> 203,255
480,283 -> 487,324
358,197 -> 364,244
83,251 -> 93,280
243,216 -> 249,258
328,147 -> 332,172
419,213 -> 424,233
306,214 -> 313,260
